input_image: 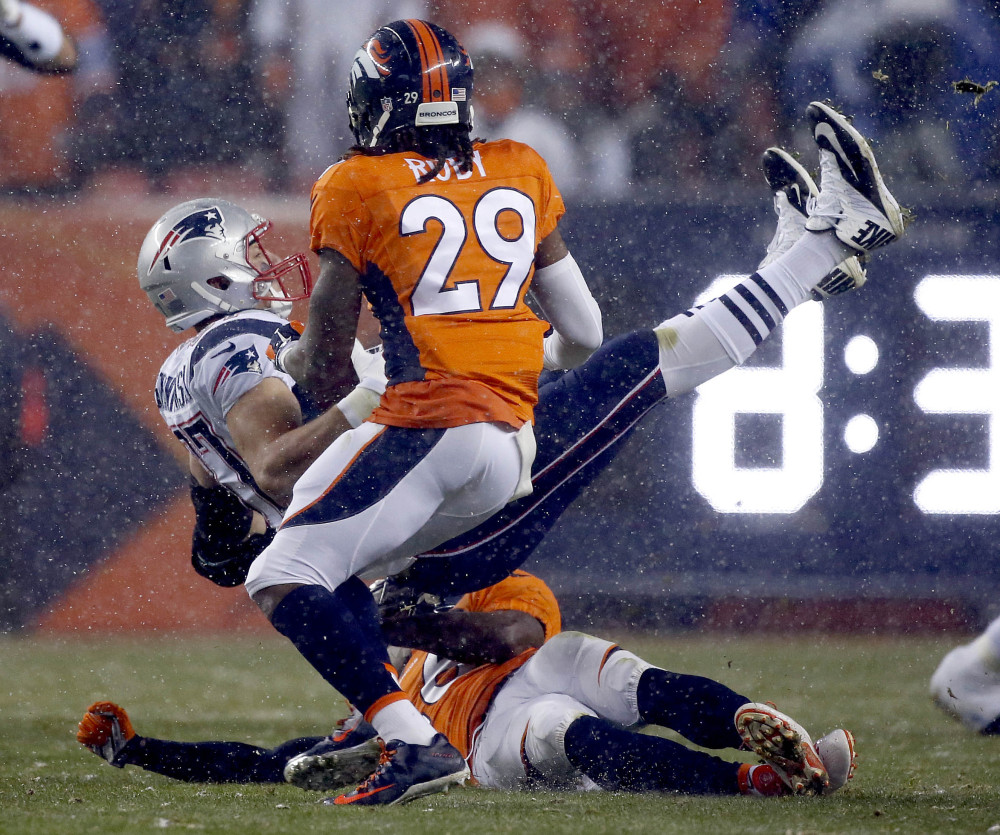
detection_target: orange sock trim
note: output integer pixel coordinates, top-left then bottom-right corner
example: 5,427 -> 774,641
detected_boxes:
737,763 -> 753,795
363,691 -> 408,725
596,645 -> 621,685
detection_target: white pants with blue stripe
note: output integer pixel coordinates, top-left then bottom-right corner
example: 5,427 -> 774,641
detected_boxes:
245,421 -> 526,595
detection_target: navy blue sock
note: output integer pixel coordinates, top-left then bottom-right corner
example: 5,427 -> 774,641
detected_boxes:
564,716 -> 741,795
636,668 -> 748,749
270,578 -> 398,713
120,735 -> 325,783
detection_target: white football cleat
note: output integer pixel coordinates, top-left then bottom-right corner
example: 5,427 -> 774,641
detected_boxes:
735,702 -> 830,796
804,101 -> 905,253
759,147 -> 815,271
815,728 -> 857,794
759,146 -> 867,300
930,642 -> 1000,734
0,0 -> 21,28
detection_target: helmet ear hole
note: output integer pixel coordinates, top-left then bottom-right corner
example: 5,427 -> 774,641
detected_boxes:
207,276 -> 232,290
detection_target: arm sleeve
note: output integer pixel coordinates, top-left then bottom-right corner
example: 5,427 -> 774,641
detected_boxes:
531,253 -> 603,370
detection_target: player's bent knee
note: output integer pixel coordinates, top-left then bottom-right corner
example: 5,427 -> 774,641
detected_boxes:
522,695 -> 596,788
251,583 -> 302,621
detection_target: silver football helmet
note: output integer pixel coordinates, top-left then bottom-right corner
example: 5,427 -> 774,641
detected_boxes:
137,198 -> 313,332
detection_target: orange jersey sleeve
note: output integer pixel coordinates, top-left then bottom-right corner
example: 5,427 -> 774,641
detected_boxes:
309,141 -> 563,429
398,571 -> 561,757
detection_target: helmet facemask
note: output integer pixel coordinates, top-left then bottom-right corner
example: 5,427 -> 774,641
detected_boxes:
244,219 -> 313,318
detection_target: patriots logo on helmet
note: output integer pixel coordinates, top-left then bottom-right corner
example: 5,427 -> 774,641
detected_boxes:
212,345 -> 263,395
148,208 -> 226,275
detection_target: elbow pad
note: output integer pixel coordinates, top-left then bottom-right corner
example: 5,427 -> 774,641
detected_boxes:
542,331 -> 597,372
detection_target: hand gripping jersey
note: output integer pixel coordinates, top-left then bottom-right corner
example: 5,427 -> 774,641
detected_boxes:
398,570 -> 561,758
310,139 -> 564,430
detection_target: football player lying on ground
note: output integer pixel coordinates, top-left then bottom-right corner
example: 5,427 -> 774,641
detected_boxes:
126,97 -> 903,801
0,0 -> 77,73
78,570 -> 857,797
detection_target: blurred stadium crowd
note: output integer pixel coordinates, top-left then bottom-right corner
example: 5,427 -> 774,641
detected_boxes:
2,0 -> 1000,202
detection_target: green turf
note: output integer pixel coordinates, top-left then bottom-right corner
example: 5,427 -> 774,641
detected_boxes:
2,630 -> 997,834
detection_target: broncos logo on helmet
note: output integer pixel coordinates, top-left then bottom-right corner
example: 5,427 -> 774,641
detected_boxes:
147,208 -> 226,275
369,36 -> 393,76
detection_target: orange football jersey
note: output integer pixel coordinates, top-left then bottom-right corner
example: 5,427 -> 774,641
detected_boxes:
310,140 -> 564,429
397,570 -> 561,758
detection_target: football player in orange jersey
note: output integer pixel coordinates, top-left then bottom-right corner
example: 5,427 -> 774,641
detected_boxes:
0,0 -> 77,73
78,571 -> 856,798
251,80 -> 904,804
246,19 -> 603,807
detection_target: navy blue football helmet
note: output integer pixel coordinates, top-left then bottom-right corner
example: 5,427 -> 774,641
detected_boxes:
347,19 -> 474,148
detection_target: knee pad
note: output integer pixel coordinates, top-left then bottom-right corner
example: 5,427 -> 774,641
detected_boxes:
521,694 -> 595,788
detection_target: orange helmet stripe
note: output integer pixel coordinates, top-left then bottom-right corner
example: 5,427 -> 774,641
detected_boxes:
406,19 -> 448,102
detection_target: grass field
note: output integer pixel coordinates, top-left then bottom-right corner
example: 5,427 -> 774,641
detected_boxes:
2,630 -> 998,834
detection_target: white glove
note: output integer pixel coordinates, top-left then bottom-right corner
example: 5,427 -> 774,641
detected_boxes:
351,341 -> 386,394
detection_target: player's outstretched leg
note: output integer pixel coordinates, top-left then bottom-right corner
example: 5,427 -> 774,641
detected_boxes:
804,101 -> 906,253
562,715 -> 853,797
735,702 -> 830,795
761,146 -> 867,300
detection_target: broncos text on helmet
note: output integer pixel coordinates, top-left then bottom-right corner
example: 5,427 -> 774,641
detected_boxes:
137,198 -> 313,332
347,19 -> 474,148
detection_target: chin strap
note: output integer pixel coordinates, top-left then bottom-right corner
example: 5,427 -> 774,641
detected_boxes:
368,110 -> 393,147
269,299 -> 293,319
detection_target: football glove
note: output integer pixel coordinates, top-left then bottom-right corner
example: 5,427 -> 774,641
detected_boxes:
368,577 -> 449,622
189,478 -> 274,587
266,320 -> 304,374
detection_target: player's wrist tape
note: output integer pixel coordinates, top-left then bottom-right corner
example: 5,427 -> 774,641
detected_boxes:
336,384 -> 382,428
269,341 -> 296,375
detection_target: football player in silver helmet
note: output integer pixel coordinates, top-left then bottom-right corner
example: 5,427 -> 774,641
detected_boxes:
139,198 -> 384,587
138,198 -> 312,333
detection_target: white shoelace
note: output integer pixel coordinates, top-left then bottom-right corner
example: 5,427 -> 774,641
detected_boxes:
760,192 -> 808,269
805,150 -> 849,226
